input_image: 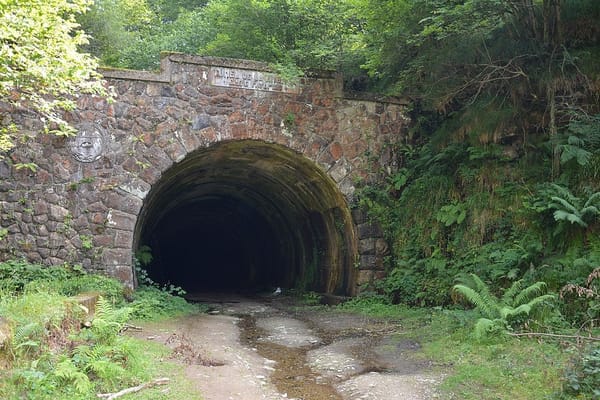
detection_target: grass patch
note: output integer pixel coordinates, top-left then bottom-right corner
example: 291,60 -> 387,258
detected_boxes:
338,299 -> 576,399
109,338 -> 202,400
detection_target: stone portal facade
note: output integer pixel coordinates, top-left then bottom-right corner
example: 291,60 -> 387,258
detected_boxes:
0,54 -> 408,290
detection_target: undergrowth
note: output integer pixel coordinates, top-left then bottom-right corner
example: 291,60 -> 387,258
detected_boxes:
0,260 -> 200,399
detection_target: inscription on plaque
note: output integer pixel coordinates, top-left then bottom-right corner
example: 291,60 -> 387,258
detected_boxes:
210,67 -> 299,93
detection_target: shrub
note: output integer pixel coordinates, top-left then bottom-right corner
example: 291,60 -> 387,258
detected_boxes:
130,286 -> 198,320
562,346 -> 600,399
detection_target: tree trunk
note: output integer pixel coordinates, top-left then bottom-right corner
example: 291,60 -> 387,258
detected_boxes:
543,0 -> 562,47
548,81 -> 560,179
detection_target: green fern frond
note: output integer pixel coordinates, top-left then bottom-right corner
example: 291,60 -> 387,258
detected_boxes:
580,205 -> 599,219
550,196 -> 580,213
553,210 -> 586,226
457,273 -> 495,301
95,296 -> 112,320
55,358 -> 92,394
522,294 -> 556,311
549,184 -> 578,202
89,358 -> 126,382
584,192 -> 600,207
501,279 -> 524,305
13,322 -> 44,357
469,273 -> 490,293
14,340 -> 40,351
513,281 -> 548,306
91,296 -> 132,344
473,318 -> 505,341
454,273 -> 557,339
456,273 -> 500,316
453,284 -> 498,319
503,294 -> 555,320
503,303 -> 531,319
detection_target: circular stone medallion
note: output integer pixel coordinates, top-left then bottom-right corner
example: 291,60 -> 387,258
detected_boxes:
70,123 -> 105,163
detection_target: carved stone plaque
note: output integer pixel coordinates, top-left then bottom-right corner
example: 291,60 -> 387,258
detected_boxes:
209,66 -> 299,94
70,123 -> 105,163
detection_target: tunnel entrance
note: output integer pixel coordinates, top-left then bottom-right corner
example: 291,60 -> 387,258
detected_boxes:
133,140 -> 357,295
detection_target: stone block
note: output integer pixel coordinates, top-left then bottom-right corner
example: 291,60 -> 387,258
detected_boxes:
356,270 -> 374,287
358,238 -> 376,255
192,114 -> 211,131
351,208 -> 367,225
357,222 -> 383,239
328,142 -> 343,161
114,230 -> 134,249
164,141 -> 187,163
329,159 -> 350,183
106,209 -> 136,231
359,255 -> 377,269
102,248 -> 132,266
48,204 -> 70,221
375,238 -> 390,256
107,265 -> 134,288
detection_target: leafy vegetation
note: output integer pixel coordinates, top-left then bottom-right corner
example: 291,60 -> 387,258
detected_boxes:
453,273 -> 556,340
0,261 -> 199,399
0,0 -> 105,155
561,346 -> 600,399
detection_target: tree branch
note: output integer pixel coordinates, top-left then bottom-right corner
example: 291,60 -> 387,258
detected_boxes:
97,378 -> 170,400
508,332 -> 600,341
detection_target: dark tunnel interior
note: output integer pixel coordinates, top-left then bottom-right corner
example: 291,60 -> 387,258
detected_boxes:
133,140 -> 357,295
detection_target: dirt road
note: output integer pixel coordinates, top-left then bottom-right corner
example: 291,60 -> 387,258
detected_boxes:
132,294 -> 445,400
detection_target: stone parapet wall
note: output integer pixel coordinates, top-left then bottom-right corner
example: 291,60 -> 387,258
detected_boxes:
0,54 -> 408,291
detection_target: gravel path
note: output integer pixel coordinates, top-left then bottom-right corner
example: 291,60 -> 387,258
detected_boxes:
130,294 -> 446,400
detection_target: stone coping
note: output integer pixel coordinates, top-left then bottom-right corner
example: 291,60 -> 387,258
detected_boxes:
99,52 -> 407,104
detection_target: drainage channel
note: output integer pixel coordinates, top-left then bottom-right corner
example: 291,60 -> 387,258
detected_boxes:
238,315 -> 343,400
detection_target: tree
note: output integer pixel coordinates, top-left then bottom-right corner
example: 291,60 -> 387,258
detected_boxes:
357,0 -> 599,128
79,0 -> 212,70
78,0 -> 159,68
81,0 -> 361,77
0,0 -> 105,155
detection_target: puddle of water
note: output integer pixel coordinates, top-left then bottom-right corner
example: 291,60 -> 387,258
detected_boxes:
239,315 -> 343,400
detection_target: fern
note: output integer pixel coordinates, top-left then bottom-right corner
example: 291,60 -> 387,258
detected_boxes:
453,273 -> 556,339
473,318 -> 504,341
547,185 -> 600,229
512,281 -> 547,306
55,358 -> 92,394
91,296 -> 131,344
501,279 -> 524,305
559,135 -> 592,166
454,274 -> 499,318
13,322 -> 44,357
89,358 -> 126,388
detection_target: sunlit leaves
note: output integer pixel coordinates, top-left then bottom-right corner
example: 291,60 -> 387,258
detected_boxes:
198,0 -> 355,73
0,0 -> 105,153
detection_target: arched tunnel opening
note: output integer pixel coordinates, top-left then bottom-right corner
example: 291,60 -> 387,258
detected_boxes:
133,140 -> 357,296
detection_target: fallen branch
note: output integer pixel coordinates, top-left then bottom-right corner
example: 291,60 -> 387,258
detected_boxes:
120,323 -> 143,332
97,378 -> 170,400
508,332 -> 600,342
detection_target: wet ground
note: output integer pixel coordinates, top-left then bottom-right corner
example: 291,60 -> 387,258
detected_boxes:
131,293 -> 445,399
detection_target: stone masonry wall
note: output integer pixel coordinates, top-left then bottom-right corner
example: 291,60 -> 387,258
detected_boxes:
0,53 -> 408,288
